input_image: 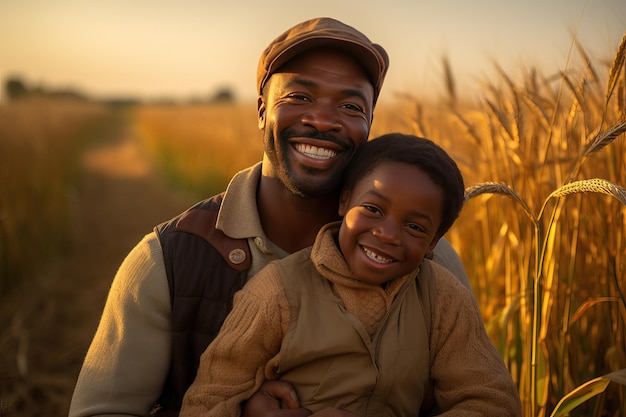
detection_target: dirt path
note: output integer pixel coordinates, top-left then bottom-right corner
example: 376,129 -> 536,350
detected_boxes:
0,110 -> 194,417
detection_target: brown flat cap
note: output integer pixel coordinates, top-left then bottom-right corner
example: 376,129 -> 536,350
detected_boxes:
257,17 -> 389,104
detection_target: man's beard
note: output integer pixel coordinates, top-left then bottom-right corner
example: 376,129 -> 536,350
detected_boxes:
265,129 -> 347,198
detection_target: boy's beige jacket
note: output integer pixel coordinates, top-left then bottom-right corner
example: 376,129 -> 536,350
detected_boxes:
182,222 -> 522,416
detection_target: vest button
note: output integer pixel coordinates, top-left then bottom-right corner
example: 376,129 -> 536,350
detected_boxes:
229,248 -> 246,265
254,236 -> 271,253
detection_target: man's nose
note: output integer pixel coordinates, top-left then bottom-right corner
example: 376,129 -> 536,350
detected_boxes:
301,105 -> 342,132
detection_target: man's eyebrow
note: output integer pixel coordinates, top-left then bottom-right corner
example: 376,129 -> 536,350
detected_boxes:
288,77 -> 369,103
289,77 -> 317,90
341,87 -> 369,104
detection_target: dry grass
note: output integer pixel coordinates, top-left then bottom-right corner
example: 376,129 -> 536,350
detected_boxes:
131,103 -> 264,197
0,107 -> 193,416
0,98 -> 110,295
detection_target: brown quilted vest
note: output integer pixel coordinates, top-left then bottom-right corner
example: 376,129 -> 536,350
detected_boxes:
151,193 -> 251,416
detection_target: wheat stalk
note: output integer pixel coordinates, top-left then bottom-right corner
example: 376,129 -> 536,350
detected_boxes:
574,36 -> 601,87
561,71 -> 584,109
548,178 -> 626,205
441,55 -> 457,107
581,121 -> 626,157
465,182 -> 535,222
606,32 -> 626,103
520,92 -> 551,133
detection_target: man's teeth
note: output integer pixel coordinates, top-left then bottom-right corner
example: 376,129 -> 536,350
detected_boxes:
296,144 -> 336,160
363,247 -> 393,264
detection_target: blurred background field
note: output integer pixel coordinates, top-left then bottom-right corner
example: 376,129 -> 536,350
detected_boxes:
1,32 -> 625,417
133,104 -> 264,197
0,98 -> 110,294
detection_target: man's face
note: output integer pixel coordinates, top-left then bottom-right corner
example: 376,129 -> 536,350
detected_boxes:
258,48 -> 375,197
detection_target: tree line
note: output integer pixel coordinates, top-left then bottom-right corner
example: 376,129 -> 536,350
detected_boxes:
2,75 -> 237,105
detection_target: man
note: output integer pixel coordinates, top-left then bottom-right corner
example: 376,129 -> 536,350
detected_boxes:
69,17 -> 472,417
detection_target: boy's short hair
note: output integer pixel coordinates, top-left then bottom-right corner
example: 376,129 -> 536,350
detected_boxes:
342,133 -> 465,237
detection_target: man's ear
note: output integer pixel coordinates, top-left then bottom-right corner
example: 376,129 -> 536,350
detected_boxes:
338,188 -> 351,217
257,96 -> 266,129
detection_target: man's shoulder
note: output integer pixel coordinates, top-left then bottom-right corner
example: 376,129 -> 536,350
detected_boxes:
155,193 -> 252,272
430,237 -> 471,290
430,237 -> 457,263
154,193 -> 225,236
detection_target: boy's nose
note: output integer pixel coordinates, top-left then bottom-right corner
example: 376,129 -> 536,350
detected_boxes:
372,221 -> 402,245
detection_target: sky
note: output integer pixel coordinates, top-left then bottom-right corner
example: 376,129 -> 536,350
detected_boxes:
1,0 -> 625,104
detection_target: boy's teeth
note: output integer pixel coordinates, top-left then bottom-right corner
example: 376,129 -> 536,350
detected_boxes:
296,144 -> 336,160
363,247 -> 392,264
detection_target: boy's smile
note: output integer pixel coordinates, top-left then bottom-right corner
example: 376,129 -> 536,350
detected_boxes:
338,161 -> 443,286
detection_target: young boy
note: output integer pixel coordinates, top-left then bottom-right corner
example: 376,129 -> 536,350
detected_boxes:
180,133 -> 522,416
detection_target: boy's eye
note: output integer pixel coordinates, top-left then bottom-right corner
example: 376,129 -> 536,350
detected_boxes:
362,204 -> 381,215
406,223 -> 427,234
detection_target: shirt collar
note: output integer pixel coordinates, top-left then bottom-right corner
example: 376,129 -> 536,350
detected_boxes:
217,162 -> 264,239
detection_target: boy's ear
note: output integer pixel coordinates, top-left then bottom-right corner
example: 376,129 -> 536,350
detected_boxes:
338,189 -> 351,216
257,96 -> 266,129
425,235 -> 442,259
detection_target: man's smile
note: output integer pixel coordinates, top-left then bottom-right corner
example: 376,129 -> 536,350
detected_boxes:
295,143 -> 337,160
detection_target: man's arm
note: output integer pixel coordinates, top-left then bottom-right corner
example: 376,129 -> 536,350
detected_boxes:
69,233 -> 171,417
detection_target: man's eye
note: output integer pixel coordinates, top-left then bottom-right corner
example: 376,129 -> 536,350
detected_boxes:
286,93 -> 309,101
343,103 -> 365,113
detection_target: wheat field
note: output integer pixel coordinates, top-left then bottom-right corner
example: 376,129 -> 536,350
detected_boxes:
129,34 -> 626,417
0,34 -> 624,417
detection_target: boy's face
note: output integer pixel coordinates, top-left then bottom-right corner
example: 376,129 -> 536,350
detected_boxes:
338,161 -> 443,286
